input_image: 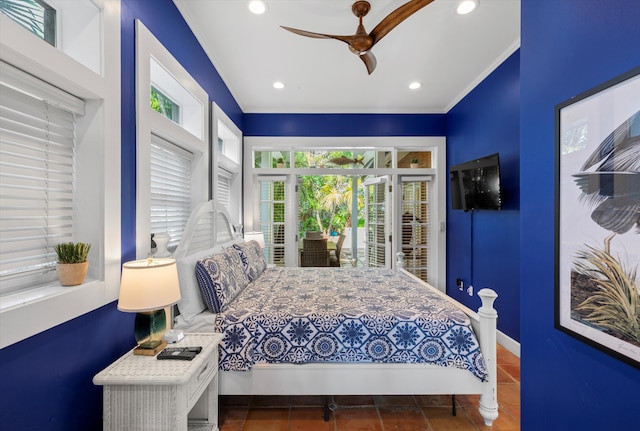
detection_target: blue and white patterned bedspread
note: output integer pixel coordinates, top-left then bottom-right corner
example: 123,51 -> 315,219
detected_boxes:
215,267 -> 487,381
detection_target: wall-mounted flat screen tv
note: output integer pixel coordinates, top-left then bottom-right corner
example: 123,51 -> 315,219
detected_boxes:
450,153 -> 502,211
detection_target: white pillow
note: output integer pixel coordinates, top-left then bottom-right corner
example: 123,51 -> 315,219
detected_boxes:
176,245 -> 222,325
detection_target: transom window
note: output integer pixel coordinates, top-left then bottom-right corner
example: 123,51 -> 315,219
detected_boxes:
0,0 -> 56,46
151,85 -> 180,124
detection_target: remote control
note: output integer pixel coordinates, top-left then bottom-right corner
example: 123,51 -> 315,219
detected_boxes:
157,347 -> 196,361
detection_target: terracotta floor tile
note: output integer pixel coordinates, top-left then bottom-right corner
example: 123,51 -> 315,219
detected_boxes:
414,395 -> 456,408
332,395 -> 376,406
465,404 -> 520,431
496,345 -> 519,365
290,395 -> 325,406
220,395 -> 252,406
379,406 -> 431,431
241,408 -> 289,431
501,403 -> 521,422
374,394 -> 417,406
422,407 -> 477,431
218,406 -> 247,431
335,407 -> 383,431
250,395 -> 291,407
455,393 -> 480,408
497,383 -> 521,406
289,407 -> 334,431
497,366 -> 517,383
500,363 -> 520,381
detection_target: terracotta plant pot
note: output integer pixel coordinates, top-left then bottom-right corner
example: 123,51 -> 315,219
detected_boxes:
57,261 -> 89,286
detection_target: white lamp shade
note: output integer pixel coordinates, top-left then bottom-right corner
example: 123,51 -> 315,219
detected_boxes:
244,231 -> 265,248
117,258 -> 181,312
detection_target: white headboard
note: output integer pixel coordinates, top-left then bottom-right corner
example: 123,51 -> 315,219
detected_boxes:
173,200 -> 237,259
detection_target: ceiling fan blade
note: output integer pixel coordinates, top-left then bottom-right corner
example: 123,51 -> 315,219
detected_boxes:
281,26 -> 356,45
370,0 -> 434,46
281,26 -> 334,39
358,51 -> 377,75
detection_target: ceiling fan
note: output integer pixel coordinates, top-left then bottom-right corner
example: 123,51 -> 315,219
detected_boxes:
281,0 -> 435,75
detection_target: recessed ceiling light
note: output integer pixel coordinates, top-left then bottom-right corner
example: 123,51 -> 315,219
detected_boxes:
248,0 -> 267,15
273,81 -> 285,89
456,0 -> 478,15
409,81 -> 422,90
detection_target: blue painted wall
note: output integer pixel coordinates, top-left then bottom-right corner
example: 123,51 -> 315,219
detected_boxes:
520,1 -> 640,430
244,113 -> 446,136
0,1 -> 241,430
446,50 -> 521,341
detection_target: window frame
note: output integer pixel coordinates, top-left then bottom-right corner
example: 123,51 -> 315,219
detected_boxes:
212,102 -> 242,226
135,20 -> 209,259
0,0 -> 121,348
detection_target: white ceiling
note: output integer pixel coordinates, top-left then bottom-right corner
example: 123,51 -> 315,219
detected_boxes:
173,0 -> 520,114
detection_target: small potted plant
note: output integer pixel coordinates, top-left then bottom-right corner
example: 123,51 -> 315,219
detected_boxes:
276,157 -> 285,168
410,158 -> 419,168
54,242 -> 91,286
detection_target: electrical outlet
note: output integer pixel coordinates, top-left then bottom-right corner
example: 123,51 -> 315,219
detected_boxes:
456,278 -> 464,291
467,285 -> 474,296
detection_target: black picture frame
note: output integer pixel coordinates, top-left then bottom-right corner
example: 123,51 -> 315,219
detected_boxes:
555,66 -> 640,369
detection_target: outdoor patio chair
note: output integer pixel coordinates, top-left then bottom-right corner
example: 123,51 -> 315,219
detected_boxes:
330,234 -> 346,267
301,238 -> 329,267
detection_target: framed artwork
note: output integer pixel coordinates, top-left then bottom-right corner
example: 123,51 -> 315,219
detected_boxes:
555,66 -> 640,368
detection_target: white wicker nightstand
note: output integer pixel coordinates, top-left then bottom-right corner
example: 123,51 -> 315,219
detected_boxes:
93,333 -> 223,431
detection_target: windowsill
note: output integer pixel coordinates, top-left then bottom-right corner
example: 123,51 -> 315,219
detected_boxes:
0,277 -> 100,312
0,277 -> 109,349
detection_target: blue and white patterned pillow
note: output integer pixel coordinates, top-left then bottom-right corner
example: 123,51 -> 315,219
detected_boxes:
232,240 -> 267,282
195,247 -> 249,313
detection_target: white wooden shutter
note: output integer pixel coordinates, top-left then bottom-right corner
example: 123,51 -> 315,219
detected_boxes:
400,176 -> 432,282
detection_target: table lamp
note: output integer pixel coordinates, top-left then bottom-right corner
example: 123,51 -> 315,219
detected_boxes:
244,231 -> 265,248
117,258 -> 181,355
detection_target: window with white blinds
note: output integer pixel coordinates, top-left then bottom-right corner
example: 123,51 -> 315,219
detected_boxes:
0,76 -> 84,294
217,168 -> 232,212
150,135 -> 192,250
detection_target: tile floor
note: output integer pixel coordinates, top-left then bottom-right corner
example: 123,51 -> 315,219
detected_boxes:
218,344 -> 520,431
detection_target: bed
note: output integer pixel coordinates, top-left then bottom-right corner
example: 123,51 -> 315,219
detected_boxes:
172,201 -> 499,426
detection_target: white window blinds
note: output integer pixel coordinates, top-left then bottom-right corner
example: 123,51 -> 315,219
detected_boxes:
0,68 -> 84,294
150,135 -> 192,250
217,168 -> 232,213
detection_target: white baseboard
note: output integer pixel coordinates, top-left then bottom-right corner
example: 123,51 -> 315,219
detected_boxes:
497,330 -> 520,358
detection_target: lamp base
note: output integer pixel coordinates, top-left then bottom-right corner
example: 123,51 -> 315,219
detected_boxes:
133,340 -> 167,356
133,309 -> 167,356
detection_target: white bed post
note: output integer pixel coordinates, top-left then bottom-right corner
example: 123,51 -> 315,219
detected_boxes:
477,288 -> 499,426
396,251 -> 405,269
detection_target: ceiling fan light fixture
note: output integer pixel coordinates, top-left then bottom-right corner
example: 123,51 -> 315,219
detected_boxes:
456,0 -> 479,15
409,81 -> 422,90
248,0 -> 267,15
273,81 -> 285,89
